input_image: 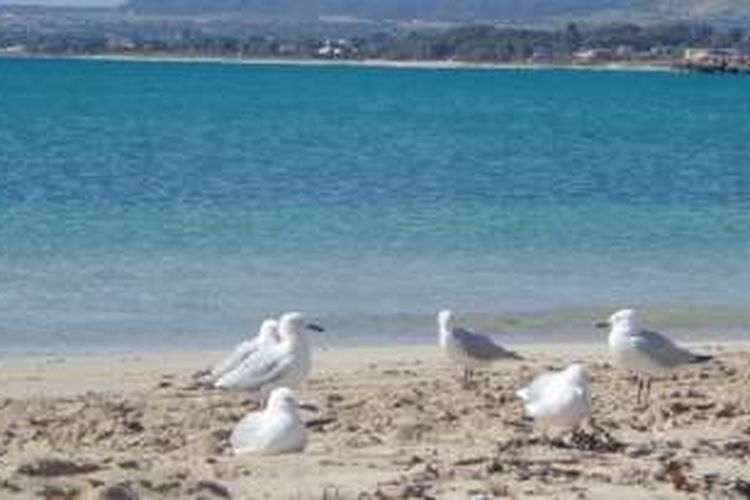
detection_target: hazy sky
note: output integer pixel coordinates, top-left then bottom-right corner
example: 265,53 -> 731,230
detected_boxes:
0,0 -> 123,5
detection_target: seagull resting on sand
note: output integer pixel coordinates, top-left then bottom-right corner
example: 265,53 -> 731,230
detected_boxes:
517,364 -> 592,430
208,318 -> 279,384
230,387 -> 307,455
595,308 -> 712,405
438,309 -> 521,388
215,312 -> 324,393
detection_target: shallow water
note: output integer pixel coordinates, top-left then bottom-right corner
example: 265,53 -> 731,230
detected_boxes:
1,58 -> 748,354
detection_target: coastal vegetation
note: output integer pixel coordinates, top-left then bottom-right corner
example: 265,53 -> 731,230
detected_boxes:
2,9 -> 750,70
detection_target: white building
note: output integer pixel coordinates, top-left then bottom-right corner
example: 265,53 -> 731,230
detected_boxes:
684,48 -> 741,64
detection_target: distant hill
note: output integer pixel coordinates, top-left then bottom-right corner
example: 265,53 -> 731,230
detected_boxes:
121,0 -> 750,24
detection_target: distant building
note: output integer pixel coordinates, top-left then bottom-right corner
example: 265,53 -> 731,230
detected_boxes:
649,45 -> 678,57
0,44 -> 25,53
684,48 -> 741,64
680,47 -> 750,74
317,41 -> 340,57
278,43 -> 298,55
573,48 -> 612,62
106,36 -> 136,51
614,45 -> 634,58
316,38 -> 356,59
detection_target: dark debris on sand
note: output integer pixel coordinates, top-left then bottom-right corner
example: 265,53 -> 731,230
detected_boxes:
0,349 -> 748,498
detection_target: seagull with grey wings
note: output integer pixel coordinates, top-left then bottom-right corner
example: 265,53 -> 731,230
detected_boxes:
215,312 -> 324,394
230,387 -> 307,455
438,309 -> 522,387
595,308 -> 712,405
208,318 -> 280,384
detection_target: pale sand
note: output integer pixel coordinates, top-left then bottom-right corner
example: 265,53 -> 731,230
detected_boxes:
0,342 -> 748,499
2,53 -> 677,73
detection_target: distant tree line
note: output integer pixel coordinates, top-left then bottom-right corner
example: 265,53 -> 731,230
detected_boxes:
364,23 -> 750,62
2,17 -> 750,62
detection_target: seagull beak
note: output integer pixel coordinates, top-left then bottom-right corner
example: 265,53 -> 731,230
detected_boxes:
306,323 -> 325,333
594,320 -> 610,329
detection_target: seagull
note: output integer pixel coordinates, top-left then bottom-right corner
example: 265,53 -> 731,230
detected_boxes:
230,387 -> 307,455
215,312 -> 324,393
208,318 -> 280,384
517,364 -> 592,430
437,309 -> 522,387
595,309 -> 712,405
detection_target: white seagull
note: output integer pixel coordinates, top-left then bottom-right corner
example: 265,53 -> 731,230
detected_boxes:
215,312 -> 324,393
517,364 -> 592,430
208,318 -> 280,384
595,308 -> 712,404
230,387 -> 307,455
438,310 -> 521,387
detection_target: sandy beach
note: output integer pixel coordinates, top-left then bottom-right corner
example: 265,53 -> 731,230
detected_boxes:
0,341 -> 748,499
0,52 -> 677,73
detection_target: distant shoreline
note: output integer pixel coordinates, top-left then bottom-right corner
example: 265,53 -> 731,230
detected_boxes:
0,51 -> 678,73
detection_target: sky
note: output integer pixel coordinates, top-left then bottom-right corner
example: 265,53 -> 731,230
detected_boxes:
0,0 -> 122,5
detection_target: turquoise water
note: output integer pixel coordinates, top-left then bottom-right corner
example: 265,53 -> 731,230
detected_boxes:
1,58 -> 748,353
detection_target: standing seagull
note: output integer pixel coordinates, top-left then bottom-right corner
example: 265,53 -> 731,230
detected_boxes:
230,387 -> 307,455
215,312 -> 324,393
595,309 -> 712,405
517,364 -> 592,430
208,318 -> 279,384
438,310 -> 521,388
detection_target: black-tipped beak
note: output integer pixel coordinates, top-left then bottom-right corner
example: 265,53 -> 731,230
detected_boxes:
307,323 -> 325,333
594,321 -> 610,329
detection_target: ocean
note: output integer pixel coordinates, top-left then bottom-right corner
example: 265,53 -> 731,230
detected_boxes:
1,58 -> 748,354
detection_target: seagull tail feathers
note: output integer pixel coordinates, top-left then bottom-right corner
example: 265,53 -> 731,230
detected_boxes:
232,445 -> 259,456
213,376 -> 233,390
508,350 -> 524,361
689,354 -> 713,364
516,388 -> 531,402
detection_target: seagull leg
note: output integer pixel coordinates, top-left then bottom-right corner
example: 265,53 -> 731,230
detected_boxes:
644,378 -> 652,405
570,425 -> 582,447
636,375 -> 643,406
462,368 -> 470,389
539,425 -> 551,445
260,388 -> 270,407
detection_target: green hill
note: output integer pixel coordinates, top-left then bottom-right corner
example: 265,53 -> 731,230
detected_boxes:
121,0 -> 750,24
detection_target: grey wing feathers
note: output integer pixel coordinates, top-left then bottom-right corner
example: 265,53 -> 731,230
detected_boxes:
636,329 -> 701,368
454,328 -> 521,361
217,350 -> 289,390
211,340 -> 259,380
